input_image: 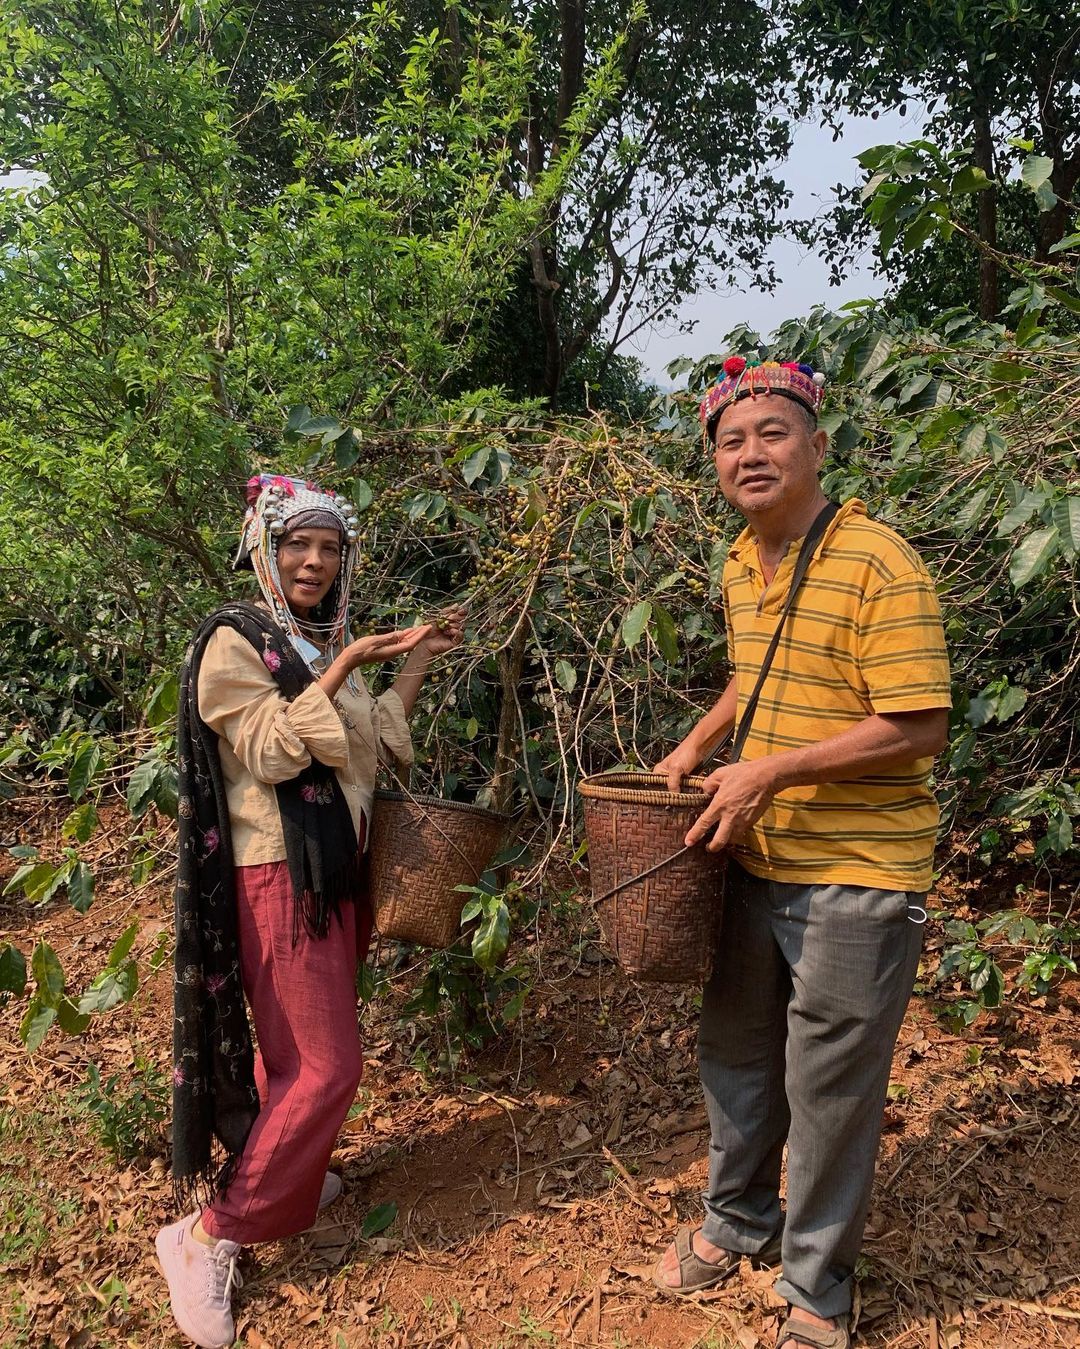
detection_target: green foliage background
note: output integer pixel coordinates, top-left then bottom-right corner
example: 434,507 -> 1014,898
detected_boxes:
0,0 -> 1077,1054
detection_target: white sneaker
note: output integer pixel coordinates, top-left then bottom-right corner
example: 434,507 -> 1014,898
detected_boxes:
155,1212 -> 242,1349
318,1171 -> 343,1210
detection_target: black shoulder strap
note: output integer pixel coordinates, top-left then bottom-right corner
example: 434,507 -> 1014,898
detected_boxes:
729,500 -> 840,764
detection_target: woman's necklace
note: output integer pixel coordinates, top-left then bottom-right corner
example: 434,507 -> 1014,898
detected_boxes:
332,696 -> 358,732
283,610 -> 362,700
302,635 -> 362,702
289,632 -> 323,666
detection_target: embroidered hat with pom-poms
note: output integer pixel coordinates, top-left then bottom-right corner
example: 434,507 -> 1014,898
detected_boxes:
699,356 -> 826,439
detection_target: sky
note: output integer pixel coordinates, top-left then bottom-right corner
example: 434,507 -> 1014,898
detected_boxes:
627,107 -> 927,385
0,168 -> 40,193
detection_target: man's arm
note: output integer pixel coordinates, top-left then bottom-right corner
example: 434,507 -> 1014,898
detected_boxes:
655,677 -> 738,792
686,708 -> 949,851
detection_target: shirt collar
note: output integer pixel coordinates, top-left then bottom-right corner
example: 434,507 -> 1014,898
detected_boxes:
728,497 -> 867,569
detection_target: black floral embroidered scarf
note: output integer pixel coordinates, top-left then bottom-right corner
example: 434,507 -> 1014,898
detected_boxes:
171,600 -> 360,1206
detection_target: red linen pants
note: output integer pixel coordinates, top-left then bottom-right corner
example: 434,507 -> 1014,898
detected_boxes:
201,852 -> 373,1245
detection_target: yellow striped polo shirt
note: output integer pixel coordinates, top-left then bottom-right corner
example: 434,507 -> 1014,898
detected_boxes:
723,498 -> 951,892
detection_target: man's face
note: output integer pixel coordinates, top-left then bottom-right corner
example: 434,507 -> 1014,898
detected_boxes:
711,395 -> 827,519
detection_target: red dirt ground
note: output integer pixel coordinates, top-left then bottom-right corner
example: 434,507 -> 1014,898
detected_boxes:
1,794 -> 1078,1349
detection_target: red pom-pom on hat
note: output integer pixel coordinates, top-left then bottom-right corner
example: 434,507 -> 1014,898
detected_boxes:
723,356 -> 746,377
246,474 -> 266,505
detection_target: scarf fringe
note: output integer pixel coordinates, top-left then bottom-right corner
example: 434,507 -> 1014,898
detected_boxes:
171,1147 -> 244,1215
291,851 -> 365,945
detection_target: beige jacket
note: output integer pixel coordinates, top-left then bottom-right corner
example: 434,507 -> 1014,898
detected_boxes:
197,626 -> 413,865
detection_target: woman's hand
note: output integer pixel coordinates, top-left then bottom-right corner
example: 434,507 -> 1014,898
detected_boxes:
416,604 -> 467,657
342,625 -> 434,669
653,742 -> 703,794
387,606 -> 466,717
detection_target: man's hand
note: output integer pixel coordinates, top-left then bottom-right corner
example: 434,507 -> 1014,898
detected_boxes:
685,758 -> 779,852
653,743 -> 703,794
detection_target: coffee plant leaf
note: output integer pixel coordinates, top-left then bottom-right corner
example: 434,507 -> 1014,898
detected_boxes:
0,943 -> 26,996
1008,527 -> 1060,588
621,600 -> 651,651
361,1202 -> 397,1238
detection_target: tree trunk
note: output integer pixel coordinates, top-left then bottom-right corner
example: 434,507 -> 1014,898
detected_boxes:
528,231 -> 563,406
555,0 -> 585,138
1033,48 -> 1080,259
491,624 -> 528,815
525,4 -> 650,407
527,0 -> 586,409
440,2 -> 462,97
1037,156 -> 1079,260
971,108 -> 998,320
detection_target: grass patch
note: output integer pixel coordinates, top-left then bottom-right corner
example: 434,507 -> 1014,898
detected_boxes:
0,1105 -> 82,1270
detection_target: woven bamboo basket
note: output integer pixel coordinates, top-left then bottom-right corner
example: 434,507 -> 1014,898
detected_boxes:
369,790 -> 509,949
578,772 -> 725,983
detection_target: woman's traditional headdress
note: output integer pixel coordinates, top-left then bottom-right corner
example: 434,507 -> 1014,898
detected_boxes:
700,357 -> 826,442
233,474 -> 360,659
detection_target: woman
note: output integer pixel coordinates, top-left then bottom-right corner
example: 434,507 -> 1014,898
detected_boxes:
156,474 -> 463,1348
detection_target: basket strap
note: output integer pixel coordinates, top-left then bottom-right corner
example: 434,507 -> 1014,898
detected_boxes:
381,765 -> 490,879
316,679 -> 481,876
590,503 -> 838,906
729,500 -> 839,764
589,842 -> 694,906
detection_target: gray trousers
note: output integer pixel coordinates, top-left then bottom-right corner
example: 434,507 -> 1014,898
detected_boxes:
698,862 -> 923,1319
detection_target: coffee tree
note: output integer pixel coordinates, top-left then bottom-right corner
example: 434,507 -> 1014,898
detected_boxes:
1,5 -> 1077,1061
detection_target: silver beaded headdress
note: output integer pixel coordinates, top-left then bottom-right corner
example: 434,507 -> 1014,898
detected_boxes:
234,474 -> 361,657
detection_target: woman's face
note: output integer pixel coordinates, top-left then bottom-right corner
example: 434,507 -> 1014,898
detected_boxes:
276,527 -> 342,616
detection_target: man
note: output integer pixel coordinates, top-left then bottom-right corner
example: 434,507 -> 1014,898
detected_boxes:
651,356 -> 951,1349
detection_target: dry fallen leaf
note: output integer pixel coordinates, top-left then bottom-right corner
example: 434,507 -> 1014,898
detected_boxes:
611,1262 -> 654,1280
